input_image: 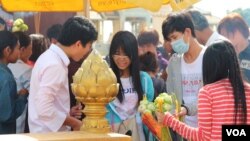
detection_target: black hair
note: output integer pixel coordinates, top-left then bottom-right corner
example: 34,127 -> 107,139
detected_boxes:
109,31 -> 143,103
203,40 -> 247,124
217,13 -> 249,39
58,16 -> 98,46
0,30 -> 18,58
138,29 -> 159,46
13,31 -> 31,48
186,9 -> 209,31
47,24 -> 63,41
139,51 -> 158,73
162,12 -> 196,41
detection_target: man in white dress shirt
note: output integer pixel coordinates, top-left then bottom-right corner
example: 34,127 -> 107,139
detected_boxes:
186,9 -> 227,47
28,16 -> 98,133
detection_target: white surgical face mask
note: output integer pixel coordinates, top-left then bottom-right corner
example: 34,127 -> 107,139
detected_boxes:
171,36 -> 189,54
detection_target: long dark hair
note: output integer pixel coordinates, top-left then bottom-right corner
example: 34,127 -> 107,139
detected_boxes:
203,40 -> 246,124
109,31 -> 143,103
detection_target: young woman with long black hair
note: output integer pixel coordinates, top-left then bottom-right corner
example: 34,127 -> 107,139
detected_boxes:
106,31 -> 154,141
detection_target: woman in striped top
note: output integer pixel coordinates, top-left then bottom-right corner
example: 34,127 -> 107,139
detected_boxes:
157,40 -> 250,140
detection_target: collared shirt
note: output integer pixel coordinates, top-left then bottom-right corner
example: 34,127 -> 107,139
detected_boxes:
28,44 -> 70,133
205,32 -> 228,47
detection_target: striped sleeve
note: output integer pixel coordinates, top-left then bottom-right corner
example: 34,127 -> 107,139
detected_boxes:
163,87 -> 212,141
198,87 -> 212,140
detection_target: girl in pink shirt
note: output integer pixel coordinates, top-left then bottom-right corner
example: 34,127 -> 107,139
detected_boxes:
157,40 -> 250,141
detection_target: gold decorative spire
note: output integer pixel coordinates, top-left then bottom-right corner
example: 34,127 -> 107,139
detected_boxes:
71,49 -> 119,133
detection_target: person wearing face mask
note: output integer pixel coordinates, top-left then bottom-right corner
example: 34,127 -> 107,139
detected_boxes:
161,12 -> 205,140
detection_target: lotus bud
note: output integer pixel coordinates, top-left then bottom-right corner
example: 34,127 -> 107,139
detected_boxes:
72,49 -> 119,101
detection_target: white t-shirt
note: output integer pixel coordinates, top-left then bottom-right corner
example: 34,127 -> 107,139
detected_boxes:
181,48 -> 205,127
112,77 -> 138,120
8,59 -> 32,91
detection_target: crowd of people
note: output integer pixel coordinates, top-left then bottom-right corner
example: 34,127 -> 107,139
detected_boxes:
0,8 -> 250,141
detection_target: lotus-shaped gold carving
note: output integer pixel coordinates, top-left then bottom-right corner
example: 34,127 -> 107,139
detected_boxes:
71,49 -> 119,133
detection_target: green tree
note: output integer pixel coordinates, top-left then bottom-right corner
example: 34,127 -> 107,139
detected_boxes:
231,8 -> 250,26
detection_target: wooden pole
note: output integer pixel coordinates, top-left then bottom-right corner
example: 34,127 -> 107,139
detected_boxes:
34,12 -> 41,33
84,0 -> 90,18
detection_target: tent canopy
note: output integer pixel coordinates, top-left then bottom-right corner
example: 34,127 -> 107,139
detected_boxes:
0,0 -> 199,12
